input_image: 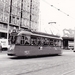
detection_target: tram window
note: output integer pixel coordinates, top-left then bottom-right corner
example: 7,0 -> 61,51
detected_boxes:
21,35 -> 25,45
41,37 -> 45,46
37,37 -> 41,45
31,36 -> 37,45
45,38 -> 50,45
58,40 -> 61,47
53,40 -> 61,47
16,36 -> 21,45
11,35 -> 17,44
50,39 -> 54,46
54,40 -> 57,46
25,35 -> 30,45
56,40 -> 60,47
16,35 -> 30,45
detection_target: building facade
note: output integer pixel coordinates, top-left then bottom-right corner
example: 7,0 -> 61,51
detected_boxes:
0,0 -> 40,33
62,29 -> 74,49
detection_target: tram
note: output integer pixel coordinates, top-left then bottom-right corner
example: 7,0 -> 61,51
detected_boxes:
7,30 -> 62,56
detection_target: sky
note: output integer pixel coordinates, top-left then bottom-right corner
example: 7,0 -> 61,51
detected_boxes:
39,0 -> 75,36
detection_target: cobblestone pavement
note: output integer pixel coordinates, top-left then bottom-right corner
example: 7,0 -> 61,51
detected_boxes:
0,50 -> 75,75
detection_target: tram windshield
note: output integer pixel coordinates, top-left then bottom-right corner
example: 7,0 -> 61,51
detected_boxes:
9,32 -> 17,44
16,34 -> 30,45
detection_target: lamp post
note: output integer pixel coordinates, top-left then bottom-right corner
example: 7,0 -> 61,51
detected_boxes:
19,0 -> 23,30
29,0 -> 32,31
7,0 -> 12,40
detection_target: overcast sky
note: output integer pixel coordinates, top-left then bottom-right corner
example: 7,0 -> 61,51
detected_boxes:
39,0 -> 75,36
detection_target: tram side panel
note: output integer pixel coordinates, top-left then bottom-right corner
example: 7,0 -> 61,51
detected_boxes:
14,46 -> 62,56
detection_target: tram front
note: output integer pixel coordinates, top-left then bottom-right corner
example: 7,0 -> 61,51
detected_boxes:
7,28 -> 18,56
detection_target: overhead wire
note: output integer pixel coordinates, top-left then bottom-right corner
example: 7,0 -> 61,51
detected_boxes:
42,0 -> 72,17
41,0 -> 72,35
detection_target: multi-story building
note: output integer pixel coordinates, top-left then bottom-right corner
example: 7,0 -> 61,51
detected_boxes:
0,0 -> 40,35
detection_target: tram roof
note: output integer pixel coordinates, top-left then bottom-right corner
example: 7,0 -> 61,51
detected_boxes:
32,31 -> 62,39
18,30 -> 32,35
32,33 -> 62,39
18,30 -> 62,40
32,31 -> 60,37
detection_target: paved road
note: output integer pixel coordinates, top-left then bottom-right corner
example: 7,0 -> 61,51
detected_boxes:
0,50 -> 75,75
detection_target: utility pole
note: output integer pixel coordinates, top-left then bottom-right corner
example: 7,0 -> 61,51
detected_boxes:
19,0 -> 23,30
7,0 -> 12,39
30,0 -> 32,31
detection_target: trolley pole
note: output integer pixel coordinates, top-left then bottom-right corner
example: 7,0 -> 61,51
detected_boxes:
48,22 -> 56,35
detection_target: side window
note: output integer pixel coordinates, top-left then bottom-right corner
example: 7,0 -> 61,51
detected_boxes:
50,39 -> 54,46
10,35 -> 17,44
37,37 -> 41,45
41,37 -> 45,46
21,35 -> 25,45
56,40 -> 59,47
54,39 -> 57,46
25,35 -> 30,45
53,40 -> 61,47
58,40 -> 62,47
44,38 -> 50,46
16,35 -> 30,45
31,36 -> 37,45
16,36 -> 21,44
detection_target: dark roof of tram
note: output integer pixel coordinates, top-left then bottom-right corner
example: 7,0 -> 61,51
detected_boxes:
32,31 -> 60,38
17,30 -> 61,39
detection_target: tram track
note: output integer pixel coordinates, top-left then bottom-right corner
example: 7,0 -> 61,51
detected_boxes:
0,51 -> 75,75
15,60 -> 75,75
61,69 -> 75,75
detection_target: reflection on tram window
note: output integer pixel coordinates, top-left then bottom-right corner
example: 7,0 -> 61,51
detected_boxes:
21,35 -> 25,45
16,35 -> 30,45
41,37 -> 44,46
44,38 -> 50,45
31,36 -> 37,45
50,39 -> 54,46
11,36 -> 17,44
16,36 -> 21,44
53,40 -> 61,47
25,35 -> 30,45
37,37 -> 41,45
58,40 -> 61,47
